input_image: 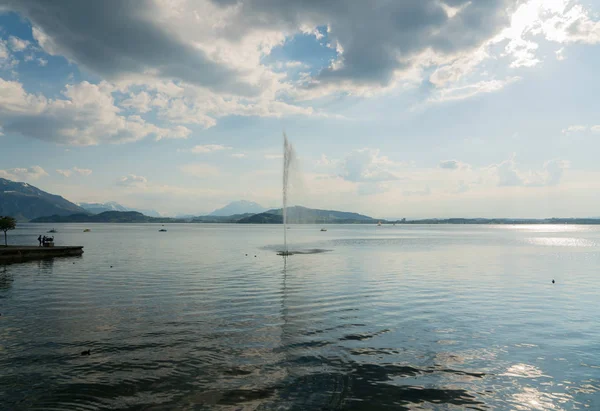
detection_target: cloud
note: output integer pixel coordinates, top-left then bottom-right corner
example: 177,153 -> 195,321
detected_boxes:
341,148 -> 398,182
1,0 -> 598,134
56,169 -> 72,177
36,57 -> 48,67
117,174 -> 148,187
179,163 -> 220,177
8,36 -> 29,51
404,186 -> 431,197
562,124 -> 600,135
188,144 -> 232,154
429,77 -> 521,103
56,167 -> 92,177
439,160 -> 470,170
491,156 -> 569,187
357,182 -> 390,196
6,0 -> 261,96
562,124 -> 588,134
231,153 -> 246,158
0,165 -> 48,181
264,154 -> 283,159
211,0 -> 514,88
73,167 -> 92,176
0,79 -> 191,145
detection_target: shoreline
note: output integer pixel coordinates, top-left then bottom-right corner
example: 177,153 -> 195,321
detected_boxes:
0,246 -> 84,263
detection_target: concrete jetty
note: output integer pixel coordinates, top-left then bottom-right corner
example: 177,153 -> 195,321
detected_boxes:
0,246 -> 84,263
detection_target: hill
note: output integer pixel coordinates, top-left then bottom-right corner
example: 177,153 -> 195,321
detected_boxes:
209,200 -> 267,216
79,201 -> 161,217
0,178 -> 86,221
31,211 -> 176,223
237,206 -> 377,224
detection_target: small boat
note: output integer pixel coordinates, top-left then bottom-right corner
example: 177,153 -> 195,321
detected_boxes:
377,221 -> 382,227
159,229 -> 167,232
320,228 -> 327,232
83,229 -> 91,232
47,229 -> 57,233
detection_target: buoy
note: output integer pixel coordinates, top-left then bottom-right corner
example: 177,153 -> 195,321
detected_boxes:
552,279 -> 555,284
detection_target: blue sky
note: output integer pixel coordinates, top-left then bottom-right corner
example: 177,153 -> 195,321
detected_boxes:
1,0 -> 600,218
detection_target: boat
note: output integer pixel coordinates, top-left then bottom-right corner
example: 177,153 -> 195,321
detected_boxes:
47,229 -> 57,233
159,229 -> 167,232
83,229 -> 91,232
377,221 -> 382,227
320,228 -> 327,232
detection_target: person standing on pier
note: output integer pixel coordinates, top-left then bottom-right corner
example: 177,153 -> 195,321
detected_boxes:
38,235 -> 42,247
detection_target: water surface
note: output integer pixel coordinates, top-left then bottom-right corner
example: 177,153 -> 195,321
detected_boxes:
1,224 -> 599,409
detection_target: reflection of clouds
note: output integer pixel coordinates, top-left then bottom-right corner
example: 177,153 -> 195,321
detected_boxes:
501,225 -> 592,233
502,363 -> 546,378
511,387 -> 565,410
525,237 -> 596,247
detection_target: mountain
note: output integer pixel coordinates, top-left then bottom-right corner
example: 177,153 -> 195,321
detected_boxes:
80,201 -> 161,217
0,178 -> 87,221
191,213 -> 254,223
79,201 -> 129,213
31,211 -> 176,223
209,200 -> 267,216
237,206 -> 377,224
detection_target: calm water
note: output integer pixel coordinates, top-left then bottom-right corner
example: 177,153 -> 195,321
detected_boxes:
1,223 -> 599,410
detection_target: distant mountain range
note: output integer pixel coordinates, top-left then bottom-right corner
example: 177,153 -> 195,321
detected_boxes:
209,200 -> 267,216
237,206 -> 377,224
6,178 -> 600,225
79,201 -> 161,217
31,211 -> 174,223
0,178 -> 86,221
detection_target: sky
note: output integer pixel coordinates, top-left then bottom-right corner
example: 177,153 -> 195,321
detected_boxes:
0,0 -> 599,218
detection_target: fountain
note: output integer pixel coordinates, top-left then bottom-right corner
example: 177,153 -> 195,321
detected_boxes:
276,133 -> 331,257
279,132 -> 296,256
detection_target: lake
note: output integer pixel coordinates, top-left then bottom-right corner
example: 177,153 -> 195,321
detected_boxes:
1,223 -> 599,410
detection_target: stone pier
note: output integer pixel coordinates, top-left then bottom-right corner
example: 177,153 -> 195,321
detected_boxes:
0,246 -> 84,263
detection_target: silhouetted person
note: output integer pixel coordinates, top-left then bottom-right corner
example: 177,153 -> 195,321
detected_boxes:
38,235 -> 42,247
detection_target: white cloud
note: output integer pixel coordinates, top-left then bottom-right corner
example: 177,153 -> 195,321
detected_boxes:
8,36 -> 29,51
0,165 -> 48,181
56,167 -> 92,177
264,154 -> 283,160
340,148 -> 398,182
429,77 -> 521,103
404,186 -> 432,197
73,167 -> 92,176
179,163 -> 220,177
562,124 -> 588,134
36,57 -> 48,67
439,160 -> 471,170
117,174 -> 148,187
0,79 -> 191,145
189,144 -> 231,154
56,169 -> 72,177
120,91 -> 152,113
491,156 -> 569,187
5,0 -> 597,111
562,125 -> 600,134
231,153 -> 246,158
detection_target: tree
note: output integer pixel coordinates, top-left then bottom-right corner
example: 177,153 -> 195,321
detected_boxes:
0,216 -> 16,247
